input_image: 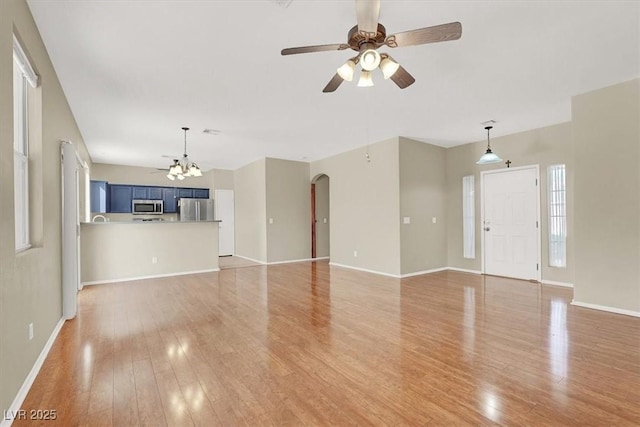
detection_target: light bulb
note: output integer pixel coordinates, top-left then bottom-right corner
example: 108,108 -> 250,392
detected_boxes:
337,60 -> 356,81
357,70 -> 374,87
361,49 -> 381,71
380,56 -> 400,79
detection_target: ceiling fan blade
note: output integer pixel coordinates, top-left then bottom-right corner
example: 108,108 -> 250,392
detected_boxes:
386,22 -> 462,48
355,0 -> 380,34
390,65 -> 415,89
281,43 -> 350,55
322,73 -> 344,93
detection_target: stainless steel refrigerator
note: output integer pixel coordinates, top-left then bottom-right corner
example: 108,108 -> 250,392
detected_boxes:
178,198 -> 214,221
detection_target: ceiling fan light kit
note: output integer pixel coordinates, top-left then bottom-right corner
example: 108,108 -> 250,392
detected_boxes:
281,0 -> 462,92
476,125 -> 503,165
166,127 -> 203,180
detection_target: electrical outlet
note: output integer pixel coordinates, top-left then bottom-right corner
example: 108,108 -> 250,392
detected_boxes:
28,323 -> 34,341
152,256 -> 158,264
432,217 -> 437,224
269,218 -> 274,224
323,218 -> 327,224
403,217 -> 411,224
353,250 -> 358,257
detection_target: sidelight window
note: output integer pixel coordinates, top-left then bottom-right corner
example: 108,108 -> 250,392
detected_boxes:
462,175 -> 475,259
547,164 -> 567,267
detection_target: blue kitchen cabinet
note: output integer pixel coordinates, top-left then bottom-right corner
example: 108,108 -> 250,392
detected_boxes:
109,185 -> 133,213
148,187 -> 163,200
132,186 -> 163,200
193,188 -> 209,199
177,188 -> 193,199
90,180 -> 108,213
132,186 -> 148,200
163,188 -> 178,213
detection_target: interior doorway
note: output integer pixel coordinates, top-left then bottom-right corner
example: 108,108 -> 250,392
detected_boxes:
481,165 -> 540,281
311,174 -> 330,259
215,189 -> 235,256
62,141 -> 84,319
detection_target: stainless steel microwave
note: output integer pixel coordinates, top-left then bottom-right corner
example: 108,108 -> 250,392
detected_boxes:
132,199 -> 163,215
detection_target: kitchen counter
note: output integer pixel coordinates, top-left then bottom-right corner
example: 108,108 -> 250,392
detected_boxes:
82,219 -> 221,224
80,220 -> 219,284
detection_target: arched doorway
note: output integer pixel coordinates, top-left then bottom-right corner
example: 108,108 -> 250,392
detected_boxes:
311,174 -> 330,259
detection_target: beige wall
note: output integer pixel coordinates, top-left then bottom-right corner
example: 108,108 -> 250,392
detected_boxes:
81,222 -> 219,283
234,158 -> 267,262
265,158 -> 311,263
572,79 -> 640,312
212,168 -> 234,191
445,122 -> 575,284
311,138 -> 401,276
91,162 -> 210,188
1,0 -> 92,415
399,138 -> 447,275
314,174 -> 330,258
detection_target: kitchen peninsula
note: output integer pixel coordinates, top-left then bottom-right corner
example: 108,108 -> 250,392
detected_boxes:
80,219 -> 220,285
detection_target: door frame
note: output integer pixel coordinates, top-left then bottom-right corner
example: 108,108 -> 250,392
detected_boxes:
214,189 -> 235,256
480,164 -> 541,281
311,183 -> 316,258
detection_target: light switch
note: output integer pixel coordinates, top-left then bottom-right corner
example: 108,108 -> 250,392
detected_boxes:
323,218 -> 327,224
269,218 -> 274,224
403,217 -> 411,224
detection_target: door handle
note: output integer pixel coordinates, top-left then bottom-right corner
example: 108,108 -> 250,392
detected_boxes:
484,227 -> 490,231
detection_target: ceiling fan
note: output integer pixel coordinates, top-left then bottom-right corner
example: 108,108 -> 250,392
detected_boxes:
281,0 -> 462,92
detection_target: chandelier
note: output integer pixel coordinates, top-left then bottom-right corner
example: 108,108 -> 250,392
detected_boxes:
167,127 -> 202,180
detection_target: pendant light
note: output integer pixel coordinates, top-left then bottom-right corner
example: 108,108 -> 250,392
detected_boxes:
476,125 -> 502,165
166,127 -> 202,180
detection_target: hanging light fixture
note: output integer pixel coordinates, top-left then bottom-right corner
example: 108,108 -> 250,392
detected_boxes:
166,127 -> 202,180
476,125 -> 502,165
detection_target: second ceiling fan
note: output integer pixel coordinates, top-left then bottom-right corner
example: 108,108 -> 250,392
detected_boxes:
281,0 -> 462,92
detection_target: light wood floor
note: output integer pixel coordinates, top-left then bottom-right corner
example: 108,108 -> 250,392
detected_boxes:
15,261 -> 640,426
218,256 -> 261,270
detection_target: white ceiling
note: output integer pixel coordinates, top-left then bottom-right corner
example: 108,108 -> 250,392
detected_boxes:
28,0 -> 639,171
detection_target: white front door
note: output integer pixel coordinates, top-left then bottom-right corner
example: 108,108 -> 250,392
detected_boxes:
482,166 -> 540,281
215,190 -> 235,256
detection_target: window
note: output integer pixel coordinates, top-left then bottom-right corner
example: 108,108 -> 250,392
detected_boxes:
548,164 -> 567,267
462,175 -> 475,259
13,36 -> 38,251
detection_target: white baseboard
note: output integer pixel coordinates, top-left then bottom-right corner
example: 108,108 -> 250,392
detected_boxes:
2,317 -> 65,427
233,254 -> 267,265
571,300 -> 640,318
400,267 -> 448,278
328,263 -> 481,279
445,267 -> 482,275
329,262 -> 402,278
269,257 -> 329,265
234,255 -> 330,266
82,268 -> 220,286
540,279 -> 574,288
